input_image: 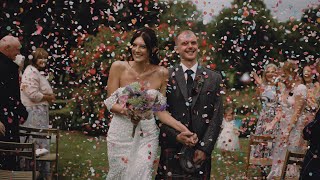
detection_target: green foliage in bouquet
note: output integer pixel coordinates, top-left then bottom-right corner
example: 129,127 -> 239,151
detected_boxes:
69,25 -> 131,135
124,82 -> 148,109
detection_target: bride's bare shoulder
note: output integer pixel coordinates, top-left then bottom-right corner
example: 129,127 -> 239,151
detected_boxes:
156,65 -> 168,78
153,65 -> 168,74
111,61 -> 127,70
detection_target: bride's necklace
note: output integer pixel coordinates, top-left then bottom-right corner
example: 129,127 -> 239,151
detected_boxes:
129,61 -> 149,80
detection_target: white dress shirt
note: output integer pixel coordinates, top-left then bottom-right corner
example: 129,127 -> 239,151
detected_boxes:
181,62 -> 198,82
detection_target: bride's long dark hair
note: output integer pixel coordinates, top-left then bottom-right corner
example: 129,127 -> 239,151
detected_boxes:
129,27 -> 160,65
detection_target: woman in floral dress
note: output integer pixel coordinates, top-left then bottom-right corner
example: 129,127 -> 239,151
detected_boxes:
250,64 -> 279,178
252,64 -> 279,152
266,61 -> 307,179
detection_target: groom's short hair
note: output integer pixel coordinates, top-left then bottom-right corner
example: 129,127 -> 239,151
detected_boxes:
174,30 -> 196,45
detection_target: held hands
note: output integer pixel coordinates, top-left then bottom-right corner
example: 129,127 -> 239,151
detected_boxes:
176,131 -> 198,147
0,122 -> 5,136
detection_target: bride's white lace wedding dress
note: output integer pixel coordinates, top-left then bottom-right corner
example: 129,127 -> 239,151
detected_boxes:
104,86 -> 166,180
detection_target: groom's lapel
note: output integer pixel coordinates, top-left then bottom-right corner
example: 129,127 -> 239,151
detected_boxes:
191,66 -> 205,109
174,65 -> 189,102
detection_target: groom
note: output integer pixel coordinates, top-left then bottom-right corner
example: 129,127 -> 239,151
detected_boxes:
156,30 -> 223,179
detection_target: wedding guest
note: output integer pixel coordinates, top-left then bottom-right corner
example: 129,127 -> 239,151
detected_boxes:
251,64 -> 279,178
267,60 -> 307,179
301,65 -> 320,124
299,91 -> 320,180
266,61 -> 307,179
20,48 -> 55,180
299,63 -> 320,180
252,64 -> 279,136
216,105 -> 240,161
0,35 -> 28,170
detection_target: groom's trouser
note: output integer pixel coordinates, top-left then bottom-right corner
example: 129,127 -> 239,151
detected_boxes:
155,148 -> 211,180
299,148 -> 320,180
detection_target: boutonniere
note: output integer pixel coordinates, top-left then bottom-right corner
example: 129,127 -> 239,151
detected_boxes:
192,74 -> 205,95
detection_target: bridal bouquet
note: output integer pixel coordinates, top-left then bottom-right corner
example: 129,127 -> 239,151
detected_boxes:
119,82 -> 166,137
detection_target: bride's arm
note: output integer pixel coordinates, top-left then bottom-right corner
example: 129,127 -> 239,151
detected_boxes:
155,111 -> 190,132
105,61 -> 127,116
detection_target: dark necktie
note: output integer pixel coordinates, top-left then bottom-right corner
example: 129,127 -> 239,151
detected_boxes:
185,69 -> 194,130
185,69 -> 194,96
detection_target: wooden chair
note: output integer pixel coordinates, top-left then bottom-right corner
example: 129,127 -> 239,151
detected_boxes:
280,150 -> 305,180
19,126 -> 59,179
245,134 -> 275,178
0,141 -> 37,180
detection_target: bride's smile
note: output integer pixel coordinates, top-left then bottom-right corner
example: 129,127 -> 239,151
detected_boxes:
131,36 -> 149,63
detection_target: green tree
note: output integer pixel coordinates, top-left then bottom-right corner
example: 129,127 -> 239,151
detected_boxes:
208,0 -> 283,76
301,4 -> 320,28
0,0 -> 115,87
108,0 -> 165,30
157,0 -> 209,67
159,0 -> 202,28
280,5 -> 319,63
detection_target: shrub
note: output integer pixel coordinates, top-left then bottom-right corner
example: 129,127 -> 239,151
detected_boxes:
69,25 -> 130,135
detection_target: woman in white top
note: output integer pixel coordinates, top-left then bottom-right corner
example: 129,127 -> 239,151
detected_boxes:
20,48 -> 55,180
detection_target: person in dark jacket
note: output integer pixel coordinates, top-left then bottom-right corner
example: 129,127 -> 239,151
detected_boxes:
299,108 -> 320,180
156,30 -> 223,179
0,35 -> 28,170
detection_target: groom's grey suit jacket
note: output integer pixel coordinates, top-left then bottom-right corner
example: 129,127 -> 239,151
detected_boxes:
157,64 -> 223,178
160,64 -> 223,154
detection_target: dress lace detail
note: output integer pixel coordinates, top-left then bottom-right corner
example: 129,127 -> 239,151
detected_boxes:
105,87 -> 165,180
104,88 -> 123,111
156,92 -> 167,107
148,89 -> 167,111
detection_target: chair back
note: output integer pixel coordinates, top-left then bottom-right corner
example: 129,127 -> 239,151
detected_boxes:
19,126 -> 59,152
19,126 -> 59,178
280,150 -> 305,179
246,134 -> 275,178
0,141 -> 36,180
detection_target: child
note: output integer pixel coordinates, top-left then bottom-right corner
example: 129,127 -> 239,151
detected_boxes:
216,105 -> 240,160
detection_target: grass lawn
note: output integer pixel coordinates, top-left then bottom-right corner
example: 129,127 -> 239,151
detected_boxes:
58,131 -> 261,179
58,131 -> 108,179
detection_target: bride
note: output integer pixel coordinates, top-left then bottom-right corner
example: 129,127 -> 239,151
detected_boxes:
104,27 -> 196,179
